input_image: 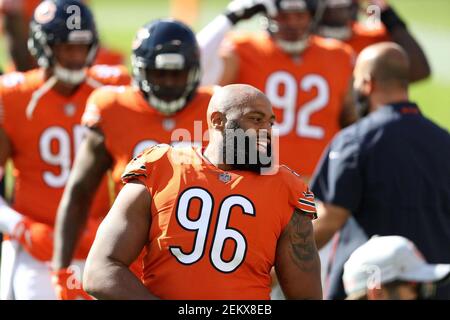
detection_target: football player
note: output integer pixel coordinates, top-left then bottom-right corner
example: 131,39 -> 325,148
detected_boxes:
198,0 -> 356,180
83,84 -> 322,300
51,19 -> 214,299
0,0 -> 124,71
196,0 -> 358,299
0,0 -> 130,300
317,0 -> 430,81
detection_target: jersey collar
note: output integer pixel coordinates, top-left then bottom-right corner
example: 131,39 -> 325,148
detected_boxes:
388,101 -> 421,115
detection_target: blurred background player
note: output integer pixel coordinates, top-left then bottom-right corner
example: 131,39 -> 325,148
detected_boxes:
83,84 -> 322,300
51,19 -> 215,297
198,0 -> 356,180
316,0 -> 430,82
0,0 -> 124,72
0,0 -> 130,299
343,236 -> 450,300
0,0 -> 42,71
311,42 -> 450,299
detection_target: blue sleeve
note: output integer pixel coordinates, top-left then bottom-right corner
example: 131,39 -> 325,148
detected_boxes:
0,177 -> 4,197
310,130 -> 363,213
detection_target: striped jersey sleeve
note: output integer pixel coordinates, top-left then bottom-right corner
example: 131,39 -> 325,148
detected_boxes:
282,165 -> 318,220
121,153 -> 148,183
297,188 -> 317,219
121,144 -> 171,184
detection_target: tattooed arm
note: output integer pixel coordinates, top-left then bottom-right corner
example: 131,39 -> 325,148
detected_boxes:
274,208 -> 323,300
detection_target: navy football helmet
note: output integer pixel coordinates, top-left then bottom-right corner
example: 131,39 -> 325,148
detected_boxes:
28,0 -> 99,84
317,0 -> 355,41
131,19 -> 201,115
265,0 -> 324,54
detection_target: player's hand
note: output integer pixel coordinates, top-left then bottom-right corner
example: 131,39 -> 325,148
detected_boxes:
224,0 -> 278,25
11,217 -> 53,261
51,268 -> 93,300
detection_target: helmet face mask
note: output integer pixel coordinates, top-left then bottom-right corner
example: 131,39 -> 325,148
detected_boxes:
53,62 -> 88,85
265,0 -> 318,55
28,0 -> 99,84
317,0 -> 354,40
131,19 -> 201,115
266,10 -> 312,54
146,68 -> 190,102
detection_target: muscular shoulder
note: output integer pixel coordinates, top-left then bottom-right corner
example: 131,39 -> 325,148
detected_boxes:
0,70 -> 44,125
310,36 -> 355,63
195,85 -> 215,98
276,165 -> 309,189
271,165 -> 317,220
87,64 -> 131,86
224,31 -> 271,52
0,69 -> 43,97
89,85 -> 133,109
121,144 -> 173,182
82,85 -> 137,128
95,47 -> 125,66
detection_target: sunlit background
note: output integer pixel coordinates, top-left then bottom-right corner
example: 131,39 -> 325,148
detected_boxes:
1,0 -> 449,130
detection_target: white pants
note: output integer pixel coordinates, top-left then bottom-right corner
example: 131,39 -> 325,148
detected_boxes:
1,239 -> 85,300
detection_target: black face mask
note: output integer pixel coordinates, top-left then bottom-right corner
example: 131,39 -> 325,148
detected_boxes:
222,120 -> 273,174
354,89 -> 371,118
151,85 -> 186,102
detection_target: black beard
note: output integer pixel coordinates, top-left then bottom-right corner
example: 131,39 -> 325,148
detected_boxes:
222,120 -> 272,174
355,91 -> 371,118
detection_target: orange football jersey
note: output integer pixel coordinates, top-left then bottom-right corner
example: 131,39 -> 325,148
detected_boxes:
346,22 -> 391,54
22,0 -> 42,21
121,145 -> 317,300
95,47 -> 125,66
0,65 -> 131,228
0,0 -> 41,21
82,85 -> 214,195
222,33 -> 355,178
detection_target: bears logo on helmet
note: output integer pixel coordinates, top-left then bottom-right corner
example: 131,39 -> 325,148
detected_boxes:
34,0 -> 57,24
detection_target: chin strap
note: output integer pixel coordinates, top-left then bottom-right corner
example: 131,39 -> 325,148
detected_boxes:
26,75 -> 58,120
53,65 -> 88,85
148,94 -> 187,115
